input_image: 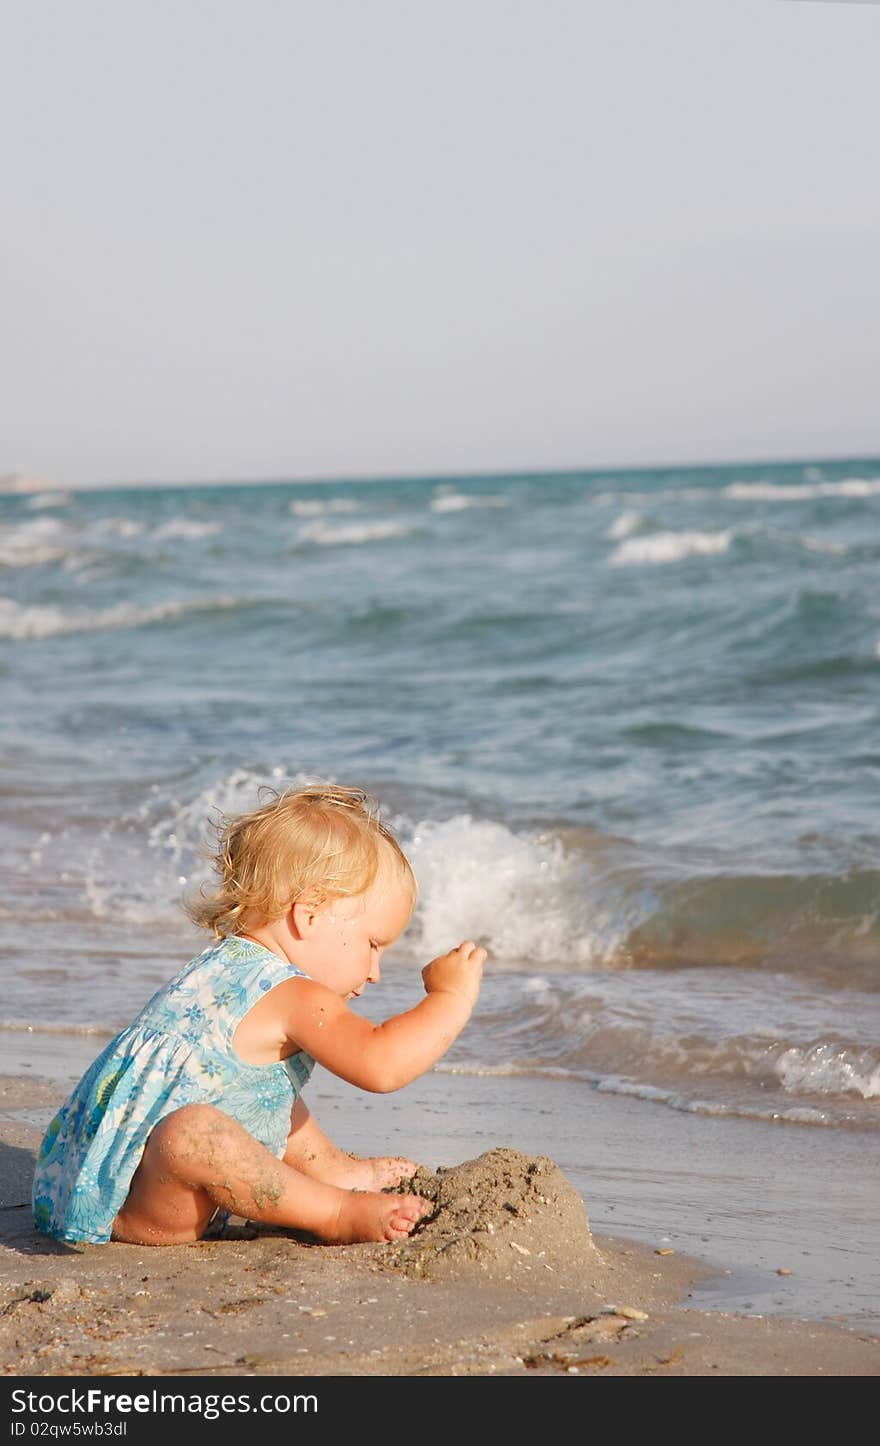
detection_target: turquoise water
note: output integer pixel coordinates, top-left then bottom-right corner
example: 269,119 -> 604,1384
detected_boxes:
2,459 -> 879,1132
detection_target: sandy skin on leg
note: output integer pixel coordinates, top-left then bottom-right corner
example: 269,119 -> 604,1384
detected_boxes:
281,1096 -> 418,1191
111,1104 -> 430,1246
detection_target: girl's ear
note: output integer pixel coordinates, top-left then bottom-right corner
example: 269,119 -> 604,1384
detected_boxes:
289,900 -> 311,938
290,895 -> 324,938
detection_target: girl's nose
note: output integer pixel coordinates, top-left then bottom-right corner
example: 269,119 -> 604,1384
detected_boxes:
368,957 -> 381,984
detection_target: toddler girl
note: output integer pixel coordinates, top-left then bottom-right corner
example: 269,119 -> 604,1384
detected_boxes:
32,784 -> 484,1247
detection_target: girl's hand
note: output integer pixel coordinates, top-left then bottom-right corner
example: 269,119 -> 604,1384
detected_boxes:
421,940 -> 485,1010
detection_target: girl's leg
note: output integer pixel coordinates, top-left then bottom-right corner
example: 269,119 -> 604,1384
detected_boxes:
282,1097 -> 419,1190
111,1103 -> 429,1247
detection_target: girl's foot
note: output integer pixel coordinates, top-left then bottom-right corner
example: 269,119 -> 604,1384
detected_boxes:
334,1154 -> 420,1192
329,1188 -> 430,1244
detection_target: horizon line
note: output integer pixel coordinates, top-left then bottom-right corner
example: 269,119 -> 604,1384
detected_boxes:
4,446 -> 880,494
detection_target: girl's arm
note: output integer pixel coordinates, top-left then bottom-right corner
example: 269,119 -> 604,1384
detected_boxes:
282,940 -> 484,1092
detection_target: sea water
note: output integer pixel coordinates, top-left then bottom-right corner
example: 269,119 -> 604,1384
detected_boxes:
2,460 -> 878,1324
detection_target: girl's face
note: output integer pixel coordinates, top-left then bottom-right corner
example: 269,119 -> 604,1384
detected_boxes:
292,869 -> 414,999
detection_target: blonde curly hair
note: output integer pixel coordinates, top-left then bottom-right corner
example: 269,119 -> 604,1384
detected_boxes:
186,782 -> 416,938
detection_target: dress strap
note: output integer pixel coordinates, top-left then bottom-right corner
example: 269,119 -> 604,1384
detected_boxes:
208,936 -> 309,1050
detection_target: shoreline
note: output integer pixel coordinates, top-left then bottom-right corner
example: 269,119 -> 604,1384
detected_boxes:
10,1023 -> 877,1333
1,1068 -> 878,1377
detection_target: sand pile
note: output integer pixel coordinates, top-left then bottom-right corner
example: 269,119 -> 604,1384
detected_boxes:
384,1146 -> 600,1281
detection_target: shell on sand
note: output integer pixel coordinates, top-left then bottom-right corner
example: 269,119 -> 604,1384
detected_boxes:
385,1146 -> 599,1281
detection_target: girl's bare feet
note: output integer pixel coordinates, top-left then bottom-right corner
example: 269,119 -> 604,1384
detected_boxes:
329,1188 -> 430,1243
112,1105 -> 429,1247
334,1154 -> 419,1192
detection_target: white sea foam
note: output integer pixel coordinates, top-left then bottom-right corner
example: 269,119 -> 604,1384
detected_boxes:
298,519 -> 412,546
0,1019 -> 113,1038
153,519 -> 222,540
145,767 -> 320,867
289,498 -> 360,516
400,815 -> 634,966
774,1043 -> 880,1099
119,783 -> 632,958
92,517 -> 145,538
724,477 -> 880,502
0,517 -> 70,568
607,509 -> 642,540
0,512 -> 198,571
81,769 -> 289,924
435,1064 -> 842,1128
609,530 -> 732,566
0,512 -> 221,569
595,475 -> 880,507
78,767 -> 347,926
0,593 -> 243,640
597,1076 -> 832,1125
768,1106 -> 830,1125
25,491 -> 72,510
594,486 -> 710,507
434,1062 -> 574,1080
792,534 -> 849,556
430,492 -> 509,513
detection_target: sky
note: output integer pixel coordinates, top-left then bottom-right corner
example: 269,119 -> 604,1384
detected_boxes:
2,0 -> 879,488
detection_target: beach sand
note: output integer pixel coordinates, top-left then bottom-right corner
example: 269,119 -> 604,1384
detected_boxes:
1,1072 -> 878,1378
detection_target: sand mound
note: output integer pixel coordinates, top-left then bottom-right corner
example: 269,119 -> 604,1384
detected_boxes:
385,1146 -> 600,1281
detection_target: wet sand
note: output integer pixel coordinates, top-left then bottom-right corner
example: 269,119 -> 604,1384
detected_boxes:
1,1073 -> 878,1378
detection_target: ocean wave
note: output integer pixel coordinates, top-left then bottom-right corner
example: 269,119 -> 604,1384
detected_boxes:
400,822 -> 880,983
741,525 -> 851,558
83,786 -> 648,958
594,486 -> 712,506
400,814 -> 649,967
25,491 -> 72,510
0,1020 -> 113,1038
607,509 -> 642,540
626,869 -> 880,983
594,474 -> 880,508
92,517 -> 145,538
152,519 -> 222,540
0,513 -> 149,574
0,593 -> 246,640
13,767 -> 880,1135
791,534 -> 849,555
0,517 -> 70,568
439,969 -> 880,1124
0,512 -> 226,570
433,1064 -> 863,1129
593,1077 -> 834,1128
82,768 -> 337,924
774,1042 -> 880,1099
0,512 -> 226,571
297,519 -> 413,546
582,1075 -> 837,1126
144,767 -> 318,867
430,492 -> 509,513
609,530 -> 733,566
724,477 -> 880,502
142,789 -> 642,965
289,498 -> 361,516
609,1029 -> 880,1103
71,782 -> 880,984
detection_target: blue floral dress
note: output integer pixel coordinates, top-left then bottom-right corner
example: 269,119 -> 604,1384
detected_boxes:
32,936 -> 315,1243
